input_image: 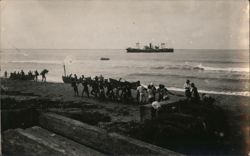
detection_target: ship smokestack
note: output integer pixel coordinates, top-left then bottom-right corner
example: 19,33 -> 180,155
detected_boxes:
149,43 -> 152,48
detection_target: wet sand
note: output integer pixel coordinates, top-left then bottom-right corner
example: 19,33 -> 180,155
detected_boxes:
1,78 -> 249,155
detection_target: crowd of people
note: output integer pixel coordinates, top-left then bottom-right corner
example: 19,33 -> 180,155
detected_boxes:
65,74 -> 204,105
5,70 -> 48,82
64,74 -> 138,103
3,69 -> 207,105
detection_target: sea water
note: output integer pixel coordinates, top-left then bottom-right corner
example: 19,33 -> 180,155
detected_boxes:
1,49 -> 249,96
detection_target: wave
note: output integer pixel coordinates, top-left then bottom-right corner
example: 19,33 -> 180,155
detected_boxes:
195,64 -> 249,73
148,63 -> 249,73
165,64 -> 249,73
151,66 -> 165,69
8,60 -> 63,65
181,60 -> 249,64
128,73 -> 249,82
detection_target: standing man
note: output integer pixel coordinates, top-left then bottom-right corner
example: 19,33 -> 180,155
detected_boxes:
137,85 -> 146,105
81,79 -> 89,98
190,83 -> 200,102
72,78 -> 79,96
184,80 -> 191,99
4,71 -> 8,78
34,70 -> 39,81
41,72 -> 46,82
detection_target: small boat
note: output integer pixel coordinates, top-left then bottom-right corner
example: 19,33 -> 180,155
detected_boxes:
100,57 -> 110,60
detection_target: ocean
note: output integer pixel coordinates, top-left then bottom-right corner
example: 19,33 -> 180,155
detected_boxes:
1,49 -> 249,96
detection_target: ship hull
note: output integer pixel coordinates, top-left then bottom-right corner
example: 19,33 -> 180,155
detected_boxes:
126,48 -> 174,53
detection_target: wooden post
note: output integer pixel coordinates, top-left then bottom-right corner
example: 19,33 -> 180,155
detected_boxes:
63,64 -> 66,76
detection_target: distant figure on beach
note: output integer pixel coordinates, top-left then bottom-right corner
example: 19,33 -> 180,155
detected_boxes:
72,79 -> 79,96
4,71 -> 7,78
74,74 -> 78,81
184,80 -> 191,99
151,83 -> 157,98
21,70 -> 25,78
91,80 -> 99,98
190,83 -> 200,102
99,74 -> 104,82
41,73 -> 46,82
147,83 -> 156,103
157,84 -> 174,102
80,75 -> 84,82
28,70 -> 33,78
34,70 -> 39,81
40,69 -> 48,82
99,82 -> 106,100
106,81 -> 115,100
201,93 -> 214,105
69,74 -> 72,78
137,85 -> 146,104
121,85 -> 132,103
81,79 -> 89,98
157,84 -> 168,101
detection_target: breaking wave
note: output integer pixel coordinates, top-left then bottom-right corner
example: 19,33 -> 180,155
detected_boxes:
8,60 -> 63,65
166,64 -> 249,73
151,66 -> 165,69
129,73 -> 249,82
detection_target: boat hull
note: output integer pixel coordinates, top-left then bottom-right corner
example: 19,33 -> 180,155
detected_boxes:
100,58 -> 110,60
126,48 -> 174,53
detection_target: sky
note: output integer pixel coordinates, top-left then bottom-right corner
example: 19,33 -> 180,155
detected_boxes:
0,0 -> 249,49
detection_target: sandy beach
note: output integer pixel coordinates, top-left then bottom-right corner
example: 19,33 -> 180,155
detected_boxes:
1,78 -> 249,155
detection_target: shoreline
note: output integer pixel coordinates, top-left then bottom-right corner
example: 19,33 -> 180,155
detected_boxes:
1,78 -> 249,105
1,78 -> 249,112
4,77 -> 249,97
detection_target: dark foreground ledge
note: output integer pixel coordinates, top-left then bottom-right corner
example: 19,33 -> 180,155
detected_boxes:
3,126 -> 105,156
39,112 -> 184,156
2,112 -> 184,156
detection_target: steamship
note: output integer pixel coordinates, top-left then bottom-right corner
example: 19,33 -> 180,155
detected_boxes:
126,43 -> 174,53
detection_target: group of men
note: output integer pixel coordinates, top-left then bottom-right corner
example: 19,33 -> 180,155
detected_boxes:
69,74 -> 182,105
6,70 -> 47,82
136,83 -> 175,105
68,73 -> 206,105
70,75 -> 135,103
